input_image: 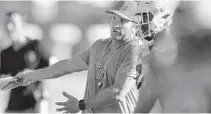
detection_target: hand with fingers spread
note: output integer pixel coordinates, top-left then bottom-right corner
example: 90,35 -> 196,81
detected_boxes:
55,91 -> 80,113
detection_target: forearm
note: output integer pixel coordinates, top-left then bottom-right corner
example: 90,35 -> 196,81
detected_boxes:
33,61 -> 66,81
84,79 -> 136,109
84,86 -> 120,109
32,55 -> 88,81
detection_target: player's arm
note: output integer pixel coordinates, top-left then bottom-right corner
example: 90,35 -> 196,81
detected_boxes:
134,63 -> 159,113
84,44 -> 139,108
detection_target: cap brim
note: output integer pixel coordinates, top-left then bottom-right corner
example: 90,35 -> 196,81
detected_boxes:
105,10 -> 133,21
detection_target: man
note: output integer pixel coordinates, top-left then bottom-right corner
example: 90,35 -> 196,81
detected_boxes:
0,11 -> 49,113
135,1 -> 211,113
13,1 -> 152,113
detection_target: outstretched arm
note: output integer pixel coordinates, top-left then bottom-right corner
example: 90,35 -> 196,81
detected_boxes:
34,51 -> 89,80
15,46 -> 91,85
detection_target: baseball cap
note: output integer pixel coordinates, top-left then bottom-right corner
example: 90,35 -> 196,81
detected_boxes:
105,1 -> 139,23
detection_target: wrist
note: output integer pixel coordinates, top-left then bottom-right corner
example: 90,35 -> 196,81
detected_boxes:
79,99 -> 86,110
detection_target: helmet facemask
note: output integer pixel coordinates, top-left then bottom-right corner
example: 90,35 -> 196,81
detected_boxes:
135,10 -> 155,41
134,7 -> 173,41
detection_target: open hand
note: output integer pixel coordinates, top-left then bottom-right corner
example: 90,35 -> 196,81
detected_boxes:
55,91 -> 80,113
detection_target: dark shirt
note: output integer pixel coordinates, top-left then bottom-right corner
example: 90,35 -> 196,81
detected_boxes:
0,39 -> 49,111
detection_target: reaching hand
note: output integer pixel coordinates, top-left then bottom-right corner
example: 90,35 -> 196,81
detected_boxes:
14,69 -> 34,86
55,91 -> 80,113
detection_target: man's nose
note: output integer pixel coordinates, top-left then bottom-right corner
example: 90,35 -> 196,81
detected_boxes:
113,22 -> 121,29
112,20 -> 120,27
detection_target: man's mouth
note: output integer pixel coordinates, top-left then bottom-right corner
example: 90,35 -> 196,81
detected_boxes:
113,29 -> 121,33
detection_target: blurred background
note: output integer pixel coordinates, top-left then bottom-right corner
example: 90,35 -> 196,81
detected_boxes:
0,1 -> 116,113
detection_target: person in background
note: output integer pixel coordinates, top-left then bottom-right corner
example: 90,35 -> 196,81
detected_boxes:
0,11 -> 49,113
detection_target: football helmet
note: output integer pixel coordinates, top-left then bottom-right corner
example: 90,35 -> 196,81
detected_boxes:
134,1 -> 173,41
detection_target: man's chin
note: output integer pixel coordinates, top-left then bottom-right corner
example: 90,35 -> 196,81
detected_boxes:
114,36 -> 122,41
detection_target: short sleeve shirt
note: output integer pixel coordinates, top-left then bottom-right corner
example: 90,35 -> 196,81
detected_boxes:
80,38 -> 143,113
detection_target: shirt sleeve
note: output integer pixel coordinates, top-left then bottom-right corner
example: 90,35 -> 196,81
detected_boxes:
116,43 -> 140,79
78,39 -> 102,66
78,47 -> 91,66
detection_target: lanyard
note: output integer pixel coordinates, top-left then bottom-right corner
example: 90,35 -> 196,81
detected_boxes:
95,39 -> 138,89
